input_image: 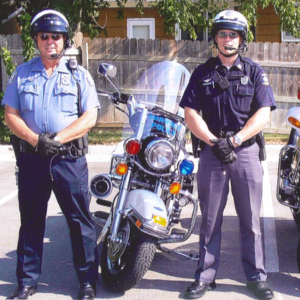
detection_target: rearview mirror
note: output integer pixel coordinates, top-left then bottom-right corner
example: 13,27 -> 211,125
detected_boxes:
98,63 -> 117,78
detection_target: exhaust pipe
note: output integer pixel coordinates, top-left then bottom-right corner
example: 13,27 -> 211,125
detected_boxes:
89,174 -> 113,198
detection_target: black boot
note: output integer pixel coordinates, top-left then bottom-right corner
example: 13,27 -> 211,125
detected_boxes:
184,280 -> 216,299
78,283 -> 96,300
7,285 -> 38,299
247,281 -> 274,299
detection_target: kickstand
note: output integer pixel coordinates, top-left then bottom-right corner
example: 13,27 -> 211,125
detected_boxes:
158,245 -> 199,261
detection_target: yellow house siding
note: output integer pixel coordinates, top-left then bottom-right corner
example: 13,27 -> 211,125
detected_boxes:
256,5 -> 281,43
0,18 -> 20,35
95,8 -> 174,40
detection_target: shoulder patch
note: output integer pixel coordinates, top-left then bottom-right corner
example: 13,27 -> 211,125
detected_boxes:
240,56 -> 256,66
8,70 -> 17,85
85,72 -> 95,87
261,73 -> 269,86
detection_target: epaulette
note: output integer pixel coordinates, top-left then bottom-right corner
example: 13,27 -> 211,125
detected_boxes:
240,56 -> 265,73
239,56 -> 256,67
16,57 -> 40,71
77,65 -> 86,72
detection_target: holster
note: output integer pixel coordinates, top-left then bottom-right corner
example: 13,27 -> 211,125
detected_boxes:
191,133 -> 201,158
10,134 -> 21,162
256,131 -> 266,161
69,133 -> 89,157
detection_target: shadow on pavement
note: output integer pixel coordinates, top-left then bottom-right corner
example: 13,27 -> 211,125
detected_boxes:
1,212 -> 300,299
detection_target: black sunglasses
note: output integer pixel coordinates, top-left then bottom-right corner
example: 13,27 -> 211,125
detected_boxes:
217,31 -> 239,39
38,34 -> 63,41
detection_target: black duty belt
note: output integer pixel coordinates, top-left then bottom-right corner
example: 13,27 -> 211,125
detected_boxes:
218,131 -> 256,148
20,139 -> 36,154
19,139 -> 87,157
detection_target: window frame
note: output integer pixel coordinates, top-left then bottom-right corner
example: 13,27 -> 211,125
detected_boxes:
281,30 -> 300,42
281,2 -> 300,42
127,18 -> 155,40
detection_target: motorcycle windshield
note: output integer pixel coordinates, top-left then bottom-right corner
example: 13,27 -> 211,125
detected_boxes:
123,61 -> 191,139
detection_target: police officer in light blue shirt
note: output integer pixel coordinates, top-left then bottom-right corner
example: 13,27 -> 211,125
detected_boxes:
180,10 -> 276,300
5,55 -> 98,135
3,9 -> 99,300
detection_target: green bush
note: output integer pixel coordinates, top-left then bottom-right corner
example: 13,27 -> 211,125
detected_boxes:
0,13 -> 35,143
0,93 -> 10,144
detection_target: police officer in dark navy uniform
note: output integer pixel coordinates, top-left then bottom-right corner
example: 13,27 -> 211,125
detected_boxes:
179,10 -> 276,300
2,10 -> 99,300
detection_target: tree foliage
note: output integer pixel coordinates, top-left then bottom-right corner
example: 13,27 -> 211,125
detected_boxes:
0,45 -> 15,142
19,14 -> 35,62
1,0 -> 300,41
152,0 -> 228,40
0,13 -> 35,142
0,0 -> 110,39
151,0 -> 300,41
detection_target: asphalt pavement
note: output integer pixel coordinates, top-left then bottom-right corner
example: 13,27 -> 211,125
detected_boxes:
0,144 -> 300,300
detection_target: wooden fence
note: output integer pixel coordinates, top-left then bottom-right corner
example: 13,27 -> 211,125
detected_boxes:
2,34 -> 300,134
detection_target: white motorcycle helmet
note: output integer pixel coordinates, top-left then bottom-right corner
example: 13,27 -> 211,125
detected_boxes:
31,9 -> 71,51
211,10 -> 248,52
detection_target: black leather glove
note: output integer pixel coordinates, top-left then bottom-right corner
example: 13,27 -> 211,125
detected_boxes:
35,133 -> 62,157
210,138 -> 235,161
222,151 -> 237,165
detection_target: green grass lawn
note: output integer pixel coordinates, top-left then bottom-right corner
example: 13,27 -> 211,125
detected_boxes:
88,130 -> 289,145
264,133 -> 288,145
0,130 -> 290,146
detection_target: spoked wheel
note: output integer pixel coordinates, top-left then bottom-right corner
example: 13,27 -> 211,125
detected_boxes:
100,222 -> 157,292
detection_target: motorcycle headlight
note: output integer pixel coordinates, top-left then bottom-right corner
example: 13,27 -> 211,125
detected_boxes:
145,139 -> 175,170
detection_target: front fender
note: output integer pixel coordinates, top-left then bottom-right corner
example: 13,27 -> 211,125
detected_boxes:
125,189 -> 167,220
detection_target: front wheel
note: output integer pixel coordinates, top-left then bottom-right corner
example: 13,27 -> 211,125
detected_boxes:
101,225 -> 157,292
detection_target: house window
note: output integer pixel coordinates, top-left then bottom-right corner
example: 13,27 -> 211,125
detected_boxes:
127,18 -> 155,39
180,11 -> 212,42
280,3 -> 300,42
281,30 -> 300,42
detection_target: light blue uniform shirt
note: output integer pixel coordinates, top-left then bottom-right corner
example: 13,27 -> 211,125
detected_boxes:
2,56 -> 100,134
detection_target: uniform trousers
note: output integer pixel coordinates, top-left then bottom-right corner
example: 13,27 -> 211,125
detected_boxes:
195,142 -> 267,283
16,152 -> 98,286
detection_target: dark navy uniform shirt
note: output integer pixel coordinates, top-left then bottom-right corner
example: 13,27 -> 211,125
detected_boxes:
179,55 -> 276,136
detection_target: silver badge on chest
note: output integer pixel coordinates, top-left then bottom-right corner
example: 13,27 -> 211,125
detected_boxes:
241,76 -> 249,85
61,74 -> 71,85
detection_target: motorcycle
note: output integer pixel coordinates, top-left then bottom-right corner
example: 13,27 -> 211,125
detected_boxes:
277,90 -> 300,272
89,61 -> 198,292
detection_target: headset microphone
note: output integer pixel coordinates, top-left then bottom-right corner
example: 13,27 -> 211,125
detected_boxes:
224,46 -> 237,51
51,53 -> 59,59
50,50 -> 65,60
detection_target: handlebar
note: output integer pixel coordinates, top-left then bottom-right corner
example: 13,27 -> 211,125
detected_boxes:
97,90 -> 131,104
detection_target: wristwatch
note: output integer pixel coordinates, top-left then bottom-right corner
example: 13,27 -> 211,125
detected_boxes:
54,135 -> 60,142
233,135 -> 242,146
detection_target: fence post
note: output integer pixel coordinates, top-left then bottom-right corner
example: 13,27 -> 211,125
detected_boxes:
82,42 -> 89,69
